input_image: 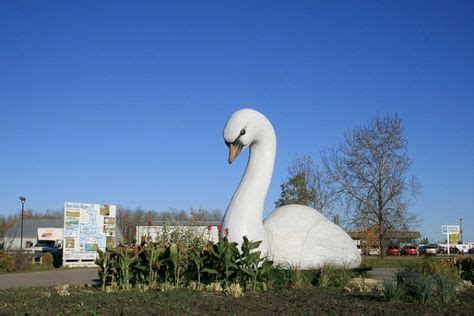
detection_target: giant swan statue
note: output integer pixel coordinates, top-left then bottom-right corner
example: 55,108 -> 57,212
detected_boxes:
221,109 -> 361,269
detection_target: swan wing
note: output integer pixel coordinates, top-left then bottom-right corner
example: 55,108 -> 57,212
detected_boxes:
264,204 -> 361,269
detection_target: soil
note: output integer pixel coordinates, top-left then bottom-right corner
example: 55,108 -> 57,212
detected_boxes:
0,286 -> 472,315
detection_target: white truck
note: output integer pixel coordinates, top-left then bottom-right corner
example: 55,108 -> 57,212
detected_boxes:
32,228 -> 63,255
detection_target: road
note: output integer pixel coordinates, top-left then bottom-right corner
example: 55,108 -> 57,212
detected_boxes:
0,268 -> 98,289
367,268 -> 399,281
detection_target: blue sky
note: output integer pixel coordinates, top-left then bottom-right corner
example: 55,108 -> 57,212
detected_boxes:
1,1 -> 473,242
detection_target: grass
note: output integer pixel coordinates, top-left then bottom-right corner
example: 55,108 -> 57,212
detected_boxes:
1,285 -> 472,315
361,255 -> 461,268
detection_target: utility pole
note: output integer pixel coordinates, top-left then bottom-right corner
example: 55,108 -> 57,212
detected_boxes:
19,196 -> 26,251
459,218 -> 463,244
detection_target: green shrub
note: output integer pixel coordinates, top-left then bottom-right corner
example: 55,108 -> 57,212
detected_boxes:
436,273 -> 459,303
267,266 -> 318,289
400,272 -> 436,304
456,257 -> 473,283
383,280 -> 404,301
317,265 -> 354,288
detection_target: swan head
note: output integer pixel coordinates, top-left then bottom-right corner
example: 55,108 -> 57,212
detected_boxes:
223,108 -> 273,164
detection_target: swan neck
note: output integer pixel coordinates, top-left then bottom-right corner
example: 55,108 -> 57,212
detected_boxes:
222,129 -> 276,243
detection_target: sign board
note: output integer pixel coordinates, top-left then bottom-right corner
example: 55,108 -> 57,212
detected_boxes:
441,225 -> 460,255
37,228 -> 63,241
442,225 -> 459,234
63,202 -> 116,266
449,234 -> 459,244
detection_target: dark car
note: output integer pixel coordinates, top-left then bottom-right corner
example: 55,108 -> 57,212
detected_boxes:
401,245 -> 418,256
449,246 -> 460,254
468,248 -> 474,254
387,245 -> 401,256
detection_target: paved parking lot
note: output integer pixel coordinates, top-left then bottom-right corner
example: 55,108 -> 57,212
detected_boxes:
0,268 -> 98,289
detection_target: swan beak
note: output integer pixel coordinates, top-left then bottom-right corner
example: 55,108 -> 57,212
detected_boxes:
228,142 -> 243,164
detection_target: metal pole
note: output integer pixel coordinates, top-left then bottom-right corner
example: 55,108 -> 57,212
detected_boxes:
459,218 -> 463,244
19,196 -> 26,251
447,233 -> 450,255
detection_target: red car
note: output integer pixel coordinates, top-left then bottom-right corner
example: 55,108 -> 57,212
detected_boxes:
401,246 -> 418,255
386,245 -> 401,256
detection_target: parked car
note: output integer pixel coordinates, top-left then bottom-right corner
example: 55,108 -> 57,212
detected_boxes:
401,245 -> 418,255
368,246 -> 381,256
424,244 -> 438,255
468,248 -> 474,254
449,246 -> 460,254
386,245 -> 401,256
32,240 -> 61,255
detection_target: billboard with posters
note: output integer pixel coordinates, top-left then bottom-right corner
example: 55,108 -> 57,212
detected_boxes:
63,202 -> 116,265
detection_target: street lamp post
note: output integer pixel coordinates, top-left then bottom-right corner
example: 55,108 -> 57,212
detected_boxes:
19,196 -> 26,251
459,218 -> 463,244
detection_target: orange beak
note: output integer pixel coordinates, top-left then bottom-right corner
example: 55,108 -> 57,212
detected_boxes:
228,142 -> 243,164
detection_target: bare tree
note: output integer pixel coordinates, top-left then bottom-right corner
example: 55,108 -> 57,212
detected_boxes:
323,114 -> 420,257
276,155 -> 338,219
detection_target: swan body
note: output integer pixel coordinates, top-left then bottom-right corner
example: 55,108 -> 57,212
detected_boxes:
221,108 -> 361,269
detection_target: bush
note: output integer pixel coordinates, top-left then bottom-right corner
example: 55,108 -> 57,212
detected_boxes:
12,250 -> 32,271
402,273 -> 436,304
456,257 -> 473,283
436,273 -> 459,303
0,251 -> 15,272
383,280 -> 404,301
316,265 -> 354,288
41,252 -> 54,267
394,256 -> 464,304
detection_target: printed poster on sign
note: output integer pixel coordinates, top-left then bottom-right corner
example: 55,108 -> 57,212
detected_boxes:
63,202 -> 117,264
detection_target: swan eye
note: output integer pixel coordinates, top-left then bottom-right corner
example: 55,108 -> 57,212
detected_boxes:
240,129 -> 246,136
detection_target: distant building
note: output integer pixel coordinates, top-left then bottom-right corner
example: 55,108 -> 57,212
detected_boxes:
348,225 -> 421,255
2,218 -> 63,250
136,220 -> 221,245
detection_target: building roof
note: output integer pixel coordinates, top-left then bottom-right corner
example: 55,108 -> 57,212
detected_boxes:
4,218 -> 63,239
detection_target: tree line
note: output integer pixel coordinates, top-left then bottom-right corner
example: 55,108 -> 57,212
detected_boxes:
0,207 -> 222,244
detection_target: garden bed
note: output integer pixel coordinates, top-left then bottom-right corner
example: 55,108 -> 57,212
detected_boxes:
0,285 -> 472,315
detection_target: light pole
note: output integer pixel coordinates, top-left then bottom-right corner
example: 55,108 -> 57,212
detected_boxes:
19,196 -> 26,251
459,218 -> 463,244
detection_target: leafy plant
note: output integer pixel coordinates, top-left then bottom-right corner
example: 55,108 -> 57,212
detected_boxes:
145,243 -> 165,285
383,280 -> 404,301
95,249 -> 113,290
317,265 -> 353,288
436,273 -> 458,303
189,247 -> 206,284
456,257 -> 473,283
202,237 -> 240,285
238,236 -> 273,291
401,272 -> 435,304
117,248 -> 138,290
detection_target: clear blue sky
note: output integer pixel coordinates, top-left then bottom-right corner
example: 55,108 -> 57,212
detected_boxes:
1,1 -> 473,243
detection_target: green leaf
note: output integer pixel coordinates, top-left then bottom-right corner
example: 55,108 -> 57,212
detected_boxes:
202,268 -> 218,275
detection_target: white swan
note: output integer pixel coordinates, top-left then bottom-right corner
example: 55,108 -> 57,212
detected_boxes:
221,109 -> 361,269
